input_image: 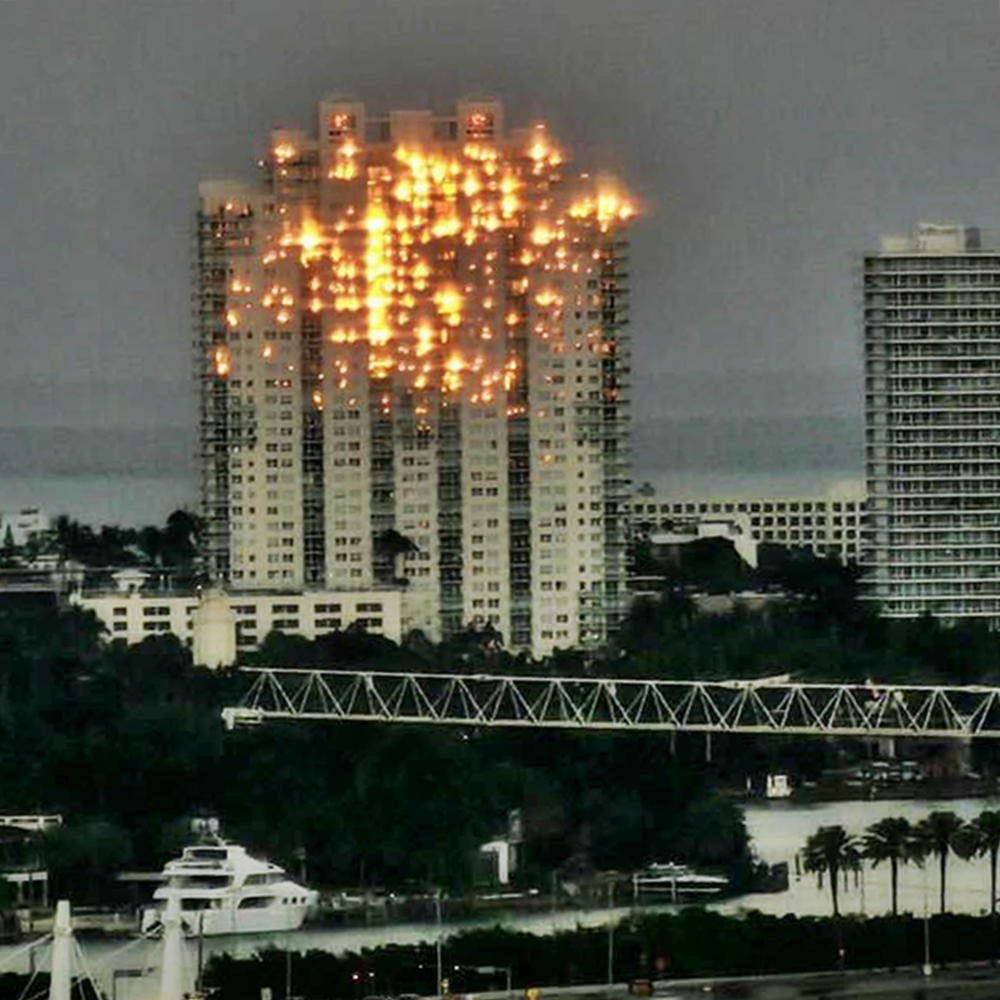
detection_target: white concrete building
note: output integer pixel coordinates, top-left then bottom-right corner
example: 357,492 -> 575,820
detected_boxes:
648,513 -> 758,568
864,223 -> 1000,619
631,484 -> 866,565
74,587 -> 402,666
0,508 -> 50,548
196,97 -> 634,655
0,815 -> 61,908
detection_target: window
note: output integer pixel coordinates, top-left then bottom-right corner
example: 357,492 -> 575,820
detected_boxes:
238,897 -> 274,909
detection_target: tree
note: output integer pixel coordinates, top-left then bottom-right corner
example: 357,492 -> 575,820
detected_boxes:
972,811 -> 1000,916
44,822 -> 133,905
671,795 -> 753,876
914,811 -> 965,914
802,825 -> 860,917
0,527 -> 18,569
863,816 -> 918,917
373,529 -> 419,586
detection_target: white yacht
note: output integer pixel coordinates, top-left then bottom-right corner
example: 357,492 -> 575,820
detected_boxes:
632,862 -> 729,902
141,841 -> 317,936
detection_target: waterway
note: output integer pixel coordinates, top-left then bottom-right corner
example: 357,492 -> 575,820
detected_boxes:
5,795 -> 1000,997
735,794 -> 1000,918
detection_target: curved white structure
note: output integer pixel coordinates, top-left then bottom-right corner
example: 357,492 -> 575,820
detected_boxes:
141,841 -> 317,936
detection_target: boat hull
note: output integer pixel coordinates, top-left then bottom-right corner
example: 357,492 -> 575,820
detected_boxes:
142,896 -> 316,936
632,863 -> 729,903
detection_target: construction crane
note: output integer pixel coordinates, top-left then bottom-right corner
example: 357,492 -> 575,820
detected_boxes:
222,668 -> 1000,740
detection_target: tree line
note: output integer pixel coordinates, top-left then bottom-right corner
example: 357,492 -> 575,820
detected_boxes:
0,511 -> 202,585
199,910 -> 1000,998
803,810 -> 1000,917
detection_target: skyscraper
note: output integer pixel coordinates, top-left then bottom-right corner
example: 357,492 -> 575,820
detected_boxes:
863,223 -> 1000,620
196,97 -> 635,654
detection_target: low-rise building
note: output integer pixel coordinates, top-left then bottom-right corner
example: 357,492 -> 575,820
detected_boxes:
0,815 -> 62,908
74,584 -> 403,667
0,508 -> 50,548
631,484 -> 866,564
648,512 -> 758,569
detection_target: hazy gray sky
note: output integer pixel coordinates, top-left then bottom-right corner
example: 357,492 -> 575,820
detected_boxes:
3,0 -> 1000,521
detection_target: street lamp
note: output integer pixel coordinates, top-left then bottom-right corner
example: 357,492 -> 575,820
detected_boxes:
922,857 -> 932,977
435,889 -> 443,998
606,876 -> 616,985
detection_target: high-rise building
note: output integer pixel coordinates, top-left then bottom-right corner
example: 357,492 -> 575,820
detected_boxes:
863,223 -> 1000,619
195,97 -> 634,654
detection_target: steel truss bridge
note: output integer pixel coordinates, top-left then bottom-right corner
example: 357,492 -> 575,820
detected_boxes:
222,668 -> 1000,740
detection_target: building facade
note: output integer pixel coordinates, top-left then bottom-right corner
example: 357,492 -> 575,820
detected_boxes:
864,223 -> 1000,619
196,97 -> 634,654
74,586 -> 402,663
0,508 -> 50,548
630,485 -> 865,565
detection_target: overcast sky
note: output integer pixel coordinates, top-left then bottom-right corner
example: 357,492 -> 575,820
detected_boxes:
3,0 -> 999,522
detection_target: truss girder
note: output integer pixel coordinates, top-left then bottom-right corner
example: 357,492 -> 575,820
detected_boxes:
221,670 -> 1000,739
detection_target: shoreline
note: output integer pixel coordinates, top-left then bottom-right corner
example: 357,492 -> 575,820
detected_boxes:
743,777 -> 1000,806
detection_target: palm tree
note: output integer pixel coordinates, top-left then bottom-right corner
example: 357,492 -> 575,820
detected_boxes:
863,816 -> 917,916
802,824 -> 861,917
914,811 -> 964,914
972,811 -> 1000,916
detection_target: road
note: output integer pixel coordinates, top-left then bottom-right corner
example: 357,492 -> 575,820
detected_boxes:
654,967 -> 1000,999
464,966 -> 1000,1000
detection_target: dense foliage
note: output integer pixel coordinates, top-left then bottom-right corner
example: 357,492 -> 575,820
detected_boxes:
620,542 -> 1000,687
4,523 -> 1000,907
200,910 -> 1000,998
0,599 -> 754,904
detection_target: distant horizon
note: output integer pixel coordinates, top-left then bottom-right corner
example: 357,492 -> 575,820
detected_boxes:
0,465 -> 864,530
0,475 -> 197,528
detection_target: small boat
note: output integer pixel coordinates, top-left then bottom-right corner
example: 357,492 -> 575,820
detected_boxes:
632,862 -> 729,902
141,839 -> 317,936
766,773 -> 793,799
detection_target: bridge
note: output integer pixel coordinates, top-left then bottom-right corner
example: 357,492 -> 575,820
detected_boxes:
222,668 -> 1000,740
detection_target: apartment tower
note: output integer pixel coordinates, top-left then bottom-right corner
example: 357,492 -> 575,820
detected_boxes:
195,97 -> 634,654
863,223 -> 1000,619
